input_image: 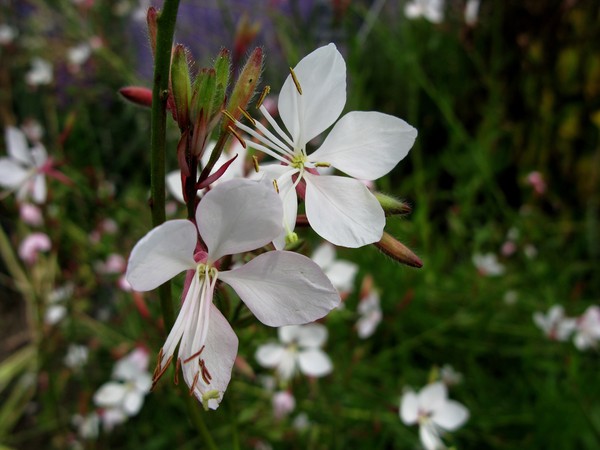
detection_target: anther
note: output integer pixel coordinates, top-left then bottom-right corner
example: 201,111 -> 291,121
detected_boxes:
272,179 -> 279,193
174,358 -> 181,385
289,67 -> 302,95
152,354 -> 173,384
189,371 -> 200,395
221,109 -> 237,124
252,156 -> 260,173
314,162 -> 331,168
237,106 -> 256,126
183,345 -> 205,364
256,85 -> 270,109
228,126 -> 247,149
199,359 -> 213,384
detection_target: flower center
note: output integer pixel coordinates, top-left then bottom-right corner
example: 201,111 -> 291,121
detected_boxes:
290,152 -> 307,170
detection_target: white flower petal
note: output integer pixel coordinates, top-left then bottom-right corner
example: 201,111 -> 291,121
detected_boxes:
6,127 -> 32,165
309,112 -> 416,181
400,390 -> 419,425
219,251 -> 340,327
278,325 -> 301,344
0,158 -> 29,188
419,421 -> 445,450
278,43 -> 346,146
255,343 -> 285,368
304,173 -> 384,247
93,382 -> 127,408
125,220 -> 197,291
197,179 -> 283,262
296,323 -> 328,348
418,382 -> 447,412
432,400 -> 469,431
122,390 -> 144,416
297,349 -> 332,377
311,242 -> 336,269
166,170 -> 185,203
326,260 -> 358,292
31,174 -> 46,204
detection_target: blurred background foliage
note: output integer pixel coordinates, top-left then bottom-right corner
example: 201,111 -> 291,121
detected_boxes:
0,0 -> 599,449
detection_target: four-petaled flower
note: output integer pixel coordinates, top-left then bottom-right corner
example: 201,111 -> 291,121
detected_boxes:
533,305 -> 576,342
126,179 -> 339,409
400,381 -> 469,450
255,323 -> 333,381
235,43 -> 417,248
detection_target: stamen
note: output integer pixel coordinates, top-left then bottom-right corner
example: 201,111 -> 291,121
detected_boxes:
174,358 -> 181,385
189,371 -> 200,396
183,345 -> 206,364
256,85 -> 270,109
289,67 -> 302,95
258,104 -> 295,148
314,162 -> 331,167
235,120 -> 292,157
273,179 -> 280,193
228,126 -> 247,149
152,348 -> 164,379
252,156 -> 260,172
221,109 -> 237,124
199,359 -> 212,384
237,106 -> 256,126
151,354 -> 173,390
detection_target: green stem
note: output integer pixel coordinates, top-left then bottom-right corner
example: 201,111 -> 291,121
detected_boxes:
182,392 -> 219,450
150,0 -> 181,328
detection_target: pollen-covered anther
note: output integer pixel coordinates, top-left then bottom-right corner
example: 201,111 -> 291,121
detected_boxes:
221,109 -> 237,124
228,125 -> 247,149
151,353 -> 173,390
252,155 -> 260,172
289,67 -> 302,95
183,345 -> 205,364
189,371 -> 200,395
314,162 -> 331,168
199,359 -> 212,384
237,106 -> 256,126
174,358 -> 181,385
256,85 -> 270,109
272,179 -> 280,193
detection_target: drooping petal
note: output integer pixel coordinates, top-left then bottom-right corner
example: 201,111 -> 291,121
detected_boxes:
308,111 -> 417,181
255,343 -> 286,368
400,390 -> 419,425
6,127 -> 32,166
122,390 -> 144,416
197,178 -> 283,262
311,242 -> 335,270
297,348 -> 332,377
418,382 -> 447,413
296,323 -> 328,348
326,260 -> 358,292
219,251 -> 340,327
30,143 -> 48,168
93,382 -> 127,408
126,220 -> 197,291
185,304 -> 239,410
419,422 -> 445,450
0,158 -> 30,188
431,400 -> 469,431
304,173 -> 384,247
31,174 -> 46,204
278,43 -> 346,147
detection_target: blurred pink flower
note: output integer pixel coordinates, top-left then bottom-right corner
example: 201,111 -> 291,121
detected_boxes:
19,232 -> 51,265
20,203 -> 43,226
272,390 -> 296,419
533,305 -> 576,342
574,306 -> 600,351
527,171 -> 546,195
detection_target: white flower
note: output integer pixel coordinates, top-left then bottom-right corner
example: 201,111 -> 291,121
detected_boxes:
439,365 -> 463,387
404,0 -> 445,24
45,283 -> 73,325
235,44 -> 417,248
72,412 -> 100,440
26,58 -> 53,86
68,42 -> 92,67
64,344 -> 89,370
255,323 -> 333,381
573,306 -> 600,351
400,382 -> 469,450
472,252 -> 505,276
464,0 -> 480,26
356,290 -> 382,339
272,390 -> 296,419
0,24 -> 17,45
311,242 -> 358,294
0,127 -> 48,203
533,305 -> 576,342
93,348 -> 152,430
126,179 -> 339,409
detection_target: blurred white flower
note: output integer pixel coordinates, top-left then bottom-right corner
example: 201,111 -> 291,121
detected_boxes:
45,284 -> 73,325
255,324 -> 332,381
0,24 -> 17,45
68,43 -> 92,66
26,58 -> 53,86
64,344 -> 89,370
292,412 -> 311,431
503,290 -> 518,305
464,0 -> 480,26
272,390 -> 296,419
95,253 -> 126,274
574,306 -> 600,351
440,364 -> 463,387
524,244 -> 538,259
400,381 -> 469,450
404,0 -> 444,24
356,289 -> 382,339
72,412 -> 100,440
19,232 -> 51,265
533,305 -> 576,342
311,242 -> 358,295
93,348 -> 152,430
472,252 -> 505,276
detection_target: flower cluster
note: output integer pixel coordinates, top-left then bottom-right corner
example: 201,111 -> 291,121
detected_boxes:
534,304 -> 600,350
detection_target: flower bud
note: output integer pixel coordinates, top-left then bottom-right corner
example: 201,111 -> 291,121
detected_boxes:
171,44 -> 192,130
119,86 -> 153,107
374,192 -> 412,216
191,68 -> 216,124
147,7 -> 158,58
374,232 -> 423,268
223,47 -> 263,130
212,48 -> 231,113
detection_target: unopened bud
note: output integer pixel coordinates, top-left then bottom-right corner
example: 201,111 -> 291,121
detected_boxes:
119,86 -> 153,107
374,232 -> 422,268
147,7 -> 158,58
223,47 -> 263,130
285,232 -> 299,246
233,14 -> 260,67
171,44 -> 192,129
192,68 -> 216,123
374,192 -> 412,216
212,48 -> 231,113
